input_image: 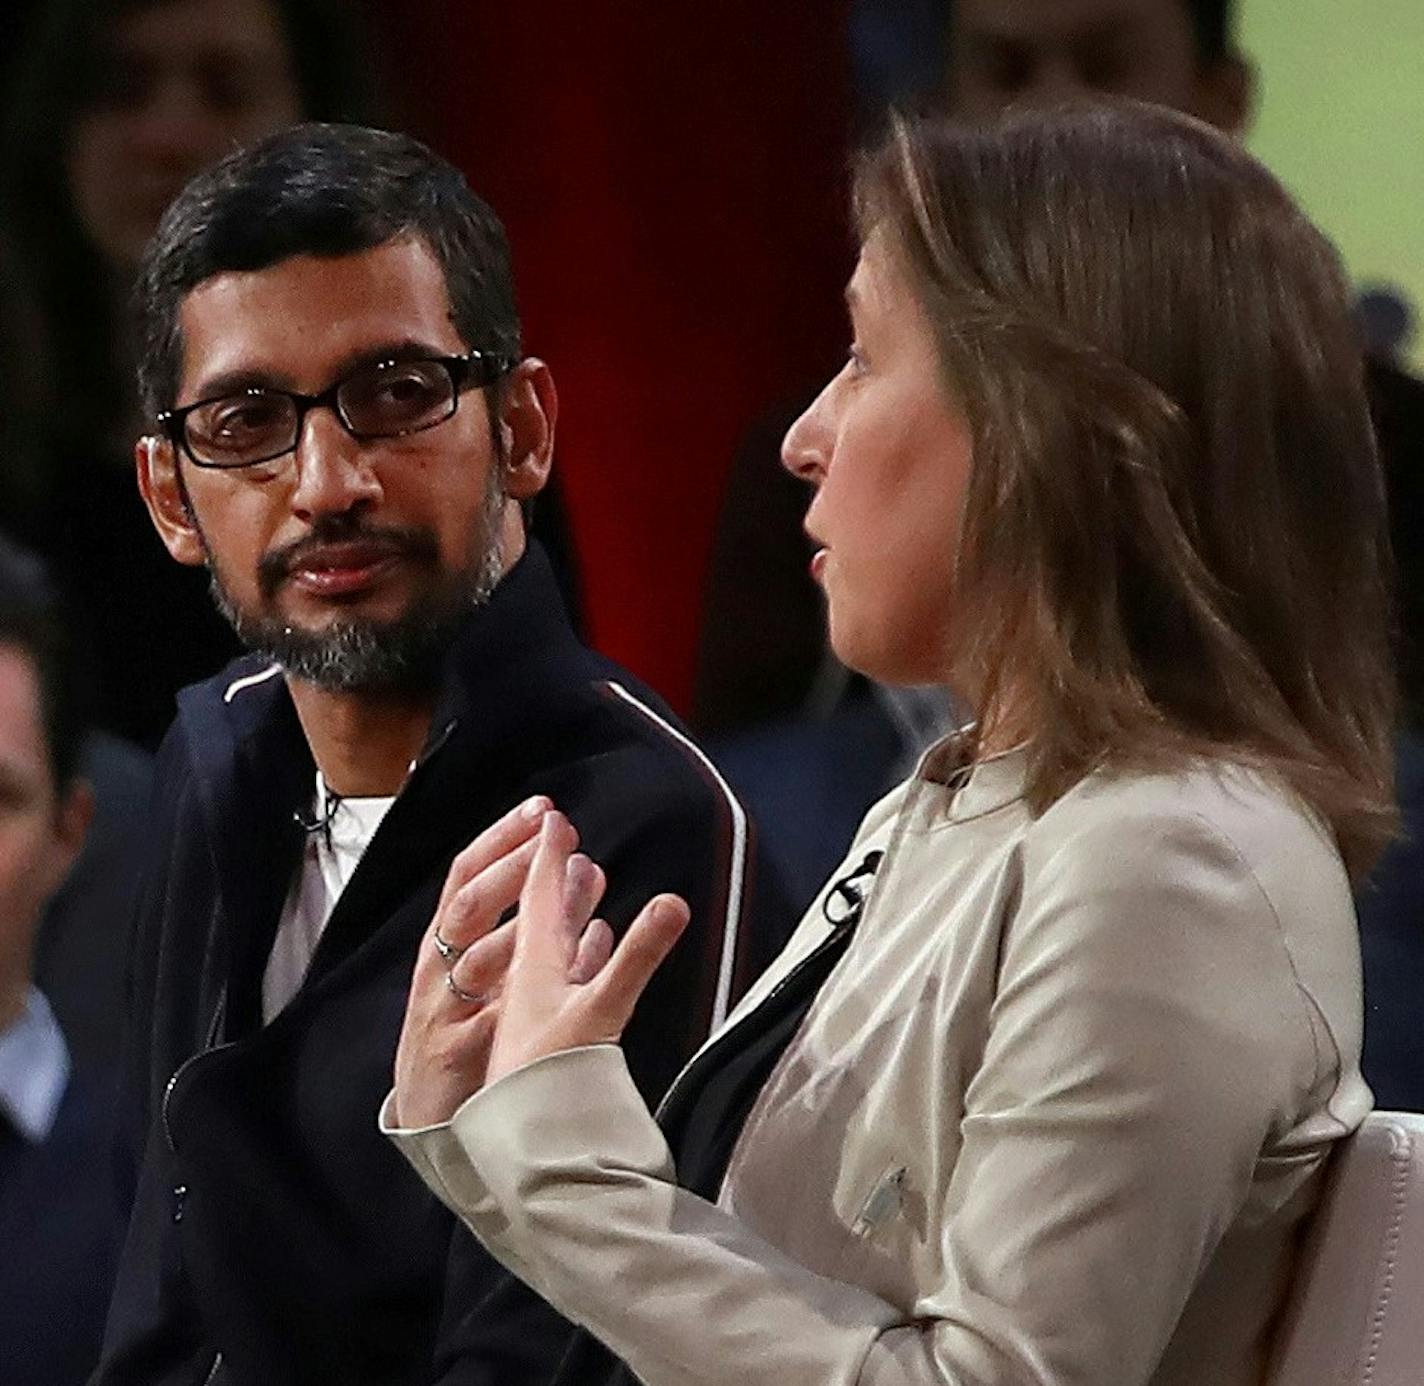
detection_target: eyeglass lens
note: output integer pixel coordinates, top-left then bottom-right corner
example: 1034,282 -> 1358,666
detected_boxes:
183,359 -> 459,467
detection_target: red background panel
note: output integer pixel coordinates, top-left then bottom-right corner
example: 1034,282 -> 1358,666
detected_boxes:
369,2 -> 853,711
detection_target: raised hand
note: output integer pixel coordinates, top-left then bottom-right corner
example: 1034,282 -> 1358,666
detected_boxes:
391,795 -> 550,1129
391,799 -> 691,1130
484,808 -> 690,1086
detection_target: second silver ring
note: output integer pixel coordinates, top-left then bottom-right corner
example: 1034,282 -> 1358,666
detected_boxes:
445,970 -> 486,1006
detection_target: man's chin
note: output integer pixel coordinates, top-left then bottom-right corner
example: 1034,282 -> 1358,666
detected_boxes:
244,614 -> 457,695
210,578 -> 478,695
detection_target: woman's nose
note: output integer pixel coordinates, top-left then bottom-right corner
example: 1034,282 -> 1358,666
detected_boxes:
781,382 -> 834,483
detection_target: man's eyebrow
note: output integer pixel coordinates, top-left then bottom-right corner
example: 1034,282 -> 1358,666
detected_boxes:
180,339 -> 457,406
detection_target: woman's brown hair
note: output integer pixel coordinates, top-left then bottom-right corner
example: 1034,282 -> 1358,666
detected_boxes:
854,104 -> 1396,881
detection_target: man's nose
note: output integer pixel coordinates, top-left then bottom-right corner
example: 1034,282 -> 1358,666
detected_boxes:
287,408 -> 384,522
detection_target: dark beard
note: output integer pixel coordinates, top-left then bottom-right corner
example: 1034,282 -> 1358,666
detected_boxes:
205,476 -> 506,695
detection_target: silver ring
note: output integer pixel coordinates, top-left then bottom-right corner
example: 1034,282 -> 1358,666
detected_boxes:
431,928 -> 463,964
445,970 -> 486,1006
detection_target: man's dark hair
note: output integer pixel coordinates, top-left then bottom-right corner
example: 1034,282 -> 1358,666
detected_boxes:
133,122 -> 521,420
0,536 -> 86,792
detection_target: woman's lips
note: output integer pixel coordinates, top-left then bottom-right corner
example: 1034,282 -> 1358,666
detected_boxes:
810,548 -> 828,582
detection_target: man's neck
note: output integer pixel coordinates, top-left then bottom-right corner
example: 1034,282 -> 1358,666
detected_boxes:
287,682 -> 435,798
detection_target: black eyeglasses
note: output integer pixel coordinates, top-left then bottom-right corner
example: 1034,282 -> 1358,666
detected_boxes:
157,350 -> 515,470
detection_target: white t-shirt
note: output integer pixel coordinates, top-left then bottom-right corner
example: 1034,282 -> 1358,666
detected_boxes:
262,772 -> 395,1022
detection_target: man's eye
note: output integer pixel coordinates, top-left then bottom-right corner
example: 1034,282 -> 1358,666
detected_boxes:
376,372 -> 440,406
188,397 -> 288,452
211,398 -> 285,436
347,364 -> 451,423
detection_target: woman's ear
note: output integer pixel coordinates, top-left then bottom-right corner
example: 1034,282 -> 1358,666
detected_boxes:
496,358 -> 558,501
136,435 -> 206,567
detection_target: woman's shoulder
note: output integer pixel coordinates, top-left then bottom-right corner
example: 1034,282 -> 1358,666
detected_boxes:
1037,757 -> 1334,854
1023,757 -> 1352,931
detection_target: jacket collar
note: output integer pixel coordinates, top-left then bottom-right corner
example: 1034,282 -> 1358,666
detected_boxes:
916,729 -> 1030,823
174,540 -> 582,789
168,542 -> 591,1028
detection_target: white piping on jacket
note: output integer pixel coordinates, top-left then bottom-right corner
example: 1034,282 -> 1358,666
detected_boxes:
603,681 -> 746,1030
223,663 -> 283,703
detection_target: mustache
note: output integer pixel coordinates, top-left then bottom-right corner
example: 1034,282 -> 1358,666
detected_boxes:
257,519 -> 440,596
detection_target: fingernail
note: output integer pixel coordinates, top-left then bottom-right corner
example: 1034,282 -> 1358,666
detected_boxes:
522,795 -> 551,819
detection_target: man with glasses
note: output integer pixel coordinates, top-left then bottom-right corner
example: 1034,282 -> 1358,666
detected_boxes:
94,123 -> 786,1386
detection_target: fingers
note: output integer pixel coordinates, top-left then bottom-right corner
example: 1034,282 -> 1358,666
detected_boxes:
569,918 -> 614,984
435,795 -> 551,917
434,836 -> 539,953
446,916 -> 517,1007
563,854 -> 606,948
586,894 -> 690,1032
516,810 -> 582,969
418,796 -> 555,990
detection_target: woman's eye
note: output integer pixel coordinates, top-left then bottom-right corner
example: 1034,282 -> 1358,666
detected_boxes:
846,344 -> 868,374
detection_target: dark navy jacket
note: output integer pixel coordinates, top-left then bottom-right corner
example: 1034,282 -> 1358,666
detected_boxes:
2,1067 -> 124,1386
93,545 -> 786,1386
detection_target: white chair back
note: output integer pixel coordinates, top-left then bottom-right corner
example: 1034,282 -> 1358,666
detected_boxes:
1268,1109 -> 1424,1385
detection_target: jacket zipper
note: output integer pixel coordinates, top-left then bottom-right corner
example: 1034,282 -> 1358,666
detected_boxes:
162,992 -> 234,1219
200,1352 -> 223,1385
654,916 -> 852,1122
654,850 -> 886,1123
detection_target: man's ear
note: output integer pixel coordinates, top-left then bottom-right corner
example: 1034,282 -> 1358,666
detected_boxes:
36,776 -> 95,903
1195,54 -> 1255,138
136,435 -> 206,567
496,358 -> 558,502
54,778 -> 94,873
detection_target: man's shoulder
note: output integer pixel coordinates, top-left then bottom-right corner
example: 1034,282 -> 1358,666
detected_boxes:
556,669 -> 739,813
174,653 -> 285,722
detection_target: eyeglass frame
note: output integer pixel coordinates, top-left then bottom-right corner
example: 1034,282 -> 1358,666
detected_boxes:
155,348 -> 517,470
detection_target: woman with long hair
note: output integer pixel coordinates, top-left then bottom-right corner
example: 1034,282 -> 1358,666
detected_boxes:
386,103 -> 1394,1385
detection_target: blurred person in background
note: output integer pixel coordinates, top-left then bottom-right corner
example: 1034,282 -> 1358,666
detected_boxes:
0,0 -> 373,749
0,536 -> 123,1386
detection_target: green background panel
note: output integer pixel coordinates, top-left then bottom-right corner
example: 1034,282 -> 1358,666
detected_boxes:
1242,0 -> 1424,369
